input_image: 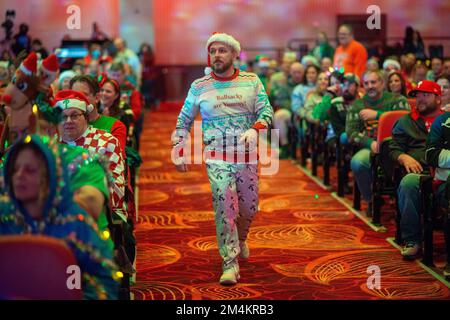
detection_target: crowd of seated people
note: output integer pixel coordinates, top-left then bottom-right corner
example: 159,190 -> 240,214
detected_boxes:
0,32 -> 151,299
244,24 -> 450,279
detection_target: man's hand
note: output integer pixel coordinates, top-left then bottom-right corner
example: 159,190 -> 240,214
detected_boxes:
171,131 -> 189,172
238,128 -> 258,151
370,140 -> 378,153
397,154 -> 423,174
359,108 -> 378,121
173,154 -> 188,172
326,84 -> 341,97
74,186 -> 105,220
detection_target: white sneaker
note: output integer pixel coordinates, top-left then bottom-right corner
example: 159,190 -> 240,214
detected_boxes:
240,241 -> 250,259
220,264 -> 240,285
401,242 -> 422,260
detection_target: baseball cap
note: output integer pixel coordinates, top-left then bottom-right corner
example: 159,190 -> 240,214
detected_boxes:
408,80 -> 442,97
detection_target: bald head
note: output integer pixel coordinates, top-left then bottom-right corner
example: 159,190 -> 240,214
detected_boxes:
114,38 -> 125,51
290,62 -> 305,84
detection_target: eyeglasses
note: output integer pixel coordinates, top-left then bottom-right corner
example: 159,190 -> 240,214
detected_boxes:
62,113 -> 84,122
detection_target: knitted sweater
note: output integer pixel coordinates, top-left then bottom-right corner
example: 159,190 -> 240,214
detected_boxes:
175,69 -> 273,162
345,91 -> 410,149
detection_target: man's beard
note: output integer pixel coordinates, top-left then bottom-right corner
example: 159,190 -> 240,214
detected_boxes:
417,103 -> 438,116
212,59 -> 233,74
343,91 -> 355,102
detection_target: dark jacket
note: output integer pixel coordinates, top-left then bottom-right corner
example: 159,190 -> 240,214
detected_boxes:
389,113 -> 429,167
426,112 -> 450,181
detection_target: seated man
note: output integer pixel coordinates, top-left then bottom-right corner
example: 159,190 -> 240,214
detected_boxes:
55,90 -> 127,226
426,83 -> 450,277
272,62 -> 304,158
390,80 -> 443,260
345,70 -> 410,215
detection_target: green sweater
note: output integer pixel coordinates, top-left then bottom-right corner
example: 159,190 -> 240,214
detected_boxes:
345,91 -> 410,149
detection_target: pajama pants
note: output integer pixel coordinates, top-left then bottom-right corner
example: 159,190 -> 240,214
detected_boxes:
206,160 -> 258,270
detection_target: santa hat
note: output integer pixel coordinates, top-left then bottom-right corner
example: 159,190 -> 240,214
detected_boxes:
205,32 -> 241,75
383,59 -> 401,71
19,52 -> 37,76
41,54 -> 59,76
54,89 -> 94,113
40,54 -> 59,85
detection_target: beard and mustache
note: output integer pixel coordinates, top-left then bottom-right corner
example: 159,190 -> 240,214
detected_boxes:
343,90 -> 355,101
212,59 -> 234,74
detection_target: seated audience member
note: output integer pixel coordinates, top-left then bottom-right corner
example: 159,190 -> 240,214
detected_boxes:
99,77 -> 135,145
412,62 -> 429,86
389,81 -> 443,260
427,57 -> 443,81
272,62 -> 304,158
107,62 -> 144,150
320,57 -> 333,73
425,84 -> 450,277
387,71 -> 408,97
328,73 -> 361,144
55,90 -> 127,224
366,58 -> 380,72
310,31 -> 334,61
58,70 -> 77,91
442,58 -> 450,78
70,75 -> 127,157
436,75 -> 450,112
346,70 -> 410,215
383,58 -> 401,73
303,71 -> 330,123
292,64 -> 320,117
0,135 -> 119,299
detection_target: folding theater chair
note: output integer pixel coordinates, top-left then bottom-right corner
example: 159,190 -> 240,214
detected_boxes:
419,173 -> 450,269
370,110 -> 409,225
0,235 -> 82,300
336,135 -> 353,197
289,113 -> 299,159
299,116 -> 311,167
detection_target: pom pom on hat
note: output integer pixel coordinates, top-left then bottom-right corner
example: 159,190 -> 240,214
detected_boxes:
204,66 -> 212,76
54,89 -> 94,113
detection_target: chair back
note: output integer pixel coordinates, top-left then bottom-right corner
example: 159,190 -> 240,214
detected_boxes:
376,110 -> 410,153
0,235 -> 82,300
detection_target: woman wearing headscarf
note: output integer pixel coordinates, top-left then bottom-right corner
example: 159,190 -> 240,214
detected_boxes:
0,135 -> 120,299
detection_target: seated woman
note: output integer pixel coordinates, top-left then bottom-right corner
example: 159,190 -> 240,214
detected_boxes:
99,78 -> 135,148
387,71 -> 408,97
303,71 -> 330,124
0,135 -> 119,299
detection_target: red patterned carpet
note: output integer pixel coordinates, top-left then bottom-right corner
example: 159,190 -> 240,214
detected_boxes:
132,104 -> 450,300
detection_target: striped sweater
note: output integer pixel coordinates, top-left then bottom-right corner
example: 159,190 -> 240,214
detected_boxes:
175,69 -> 273,162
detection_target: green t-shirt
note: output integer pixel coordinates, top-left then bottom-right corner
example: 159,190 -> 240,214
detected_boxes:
62,145 -> 110,232
90,115 -> 116,133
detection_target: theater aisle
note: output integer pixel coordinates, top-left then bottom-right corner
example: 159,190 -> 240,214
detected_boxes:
132,104 -> 450,300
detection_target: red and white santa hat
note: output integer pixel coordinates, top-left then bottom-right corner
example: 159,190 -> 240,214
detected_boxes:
54,89 -> 94,113
19,52 -> 37,76
41,54 -> 59,76
204,32 -> 241,75
40,54 -> 59,85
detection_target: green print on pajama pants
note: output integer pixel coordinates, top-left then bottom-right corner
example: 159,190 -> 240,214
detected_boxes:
206,161 -> 258,269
